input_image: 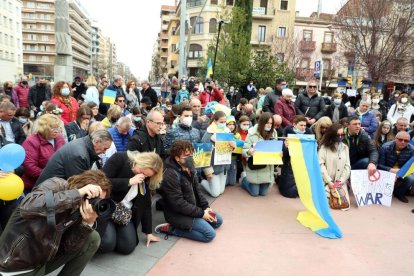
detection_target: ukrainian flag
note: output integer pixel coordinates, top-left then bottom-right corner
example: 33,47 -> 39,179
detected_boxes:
206,58 -> 213,79
289,136 -> 343,239
397,156 -> 414,179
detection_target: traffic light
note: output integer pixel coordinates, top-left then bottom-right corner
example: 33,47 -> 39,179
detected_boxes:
357,77 -> 363,88
347,75 -> 353,85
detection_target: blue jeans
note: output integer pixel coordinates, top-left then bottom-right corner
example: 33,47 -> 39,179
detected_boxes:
161,91 -> 169,103
226,159 -> 237,185
395,174 -> 414,197
241,177 -> 270,197
351,158 -> 369,170
171,212 -> 223,242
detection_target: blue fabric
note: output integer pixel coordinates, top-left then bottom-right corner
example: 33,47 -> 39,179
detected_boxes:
108,127 -> 134,152
171,212 -> 223,242
241,178 -> 270,196
352,111 -> 378,138
226,158 -> 237,185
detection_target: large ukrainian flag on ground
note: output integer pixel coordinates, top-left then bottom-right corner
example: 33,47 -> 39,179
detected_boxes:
289,136 -> 343,239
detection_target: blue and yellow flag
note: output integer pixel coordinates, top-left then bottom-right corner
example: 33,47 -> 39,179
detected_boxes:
289,136 -> 343,239
397,155 -> 414,179
206,58 -> 213,78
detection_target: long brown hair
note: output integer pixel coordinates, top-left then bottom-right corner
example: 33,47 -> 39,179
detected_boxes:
320,123 -> 344,151
257,112 -> 274,140
68,170 -> 112,196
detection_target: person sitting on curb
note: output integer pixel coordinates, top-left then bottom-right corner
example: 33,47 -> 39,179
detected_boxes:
155,140 -> 223,242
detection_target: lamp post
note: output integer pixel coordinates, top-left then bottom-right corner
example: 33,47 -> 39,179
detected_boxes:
211,19 -> 229,81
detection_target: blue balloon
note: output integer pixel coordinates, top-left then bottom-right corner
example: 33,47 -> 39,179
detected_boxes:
0,143 -> 26,171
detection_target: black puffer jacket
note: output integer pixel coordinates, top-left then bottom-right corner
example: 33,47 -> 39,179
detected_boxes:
343,128 -> 379,165
158,157 -> 209,230
127,126 -> 165,158
295,91 -> 326,120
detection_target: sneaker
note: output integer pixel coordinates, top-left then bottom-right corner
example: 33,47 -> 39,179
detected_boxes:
155,223 -> 171,234
238,171 -> 246,184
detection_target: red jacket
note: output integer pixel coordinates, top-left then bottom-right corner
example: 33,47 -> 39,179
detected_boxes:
22,133 -> 65,190
14,83 -> 30,108
274,98 -> 296,127
51,96 -> 79,125
199,88 -> 223,107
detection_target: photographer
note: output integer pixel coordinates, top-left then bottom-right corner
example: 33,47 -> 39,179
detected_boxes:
199,80 -> 223,107
0,170 -> 113,275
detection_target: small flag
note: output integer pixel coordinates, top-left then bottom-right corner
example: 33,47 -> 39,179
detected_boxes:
397,156 -> 414,179
103,89 -> 116,104
253,140 -> 283,165
233,140 -> 244,154
206,58 -> 213,78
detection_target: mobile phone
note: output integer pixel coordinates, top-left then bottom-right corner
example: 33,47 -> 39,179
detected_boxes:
200,107 -> 205,115
208,211 -> 216,219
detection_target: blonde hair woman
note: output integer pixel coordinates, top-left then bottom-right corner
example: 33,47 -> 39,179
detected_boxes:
311,116 -> 332,145
84,76 -> 99,105
101,104 -> 122,128
22,114 -> 66,192
100,151 -> 163,254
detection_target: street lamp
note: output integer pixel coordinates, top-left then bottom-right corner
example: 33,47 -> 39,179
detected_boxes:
211,19 -> 229,81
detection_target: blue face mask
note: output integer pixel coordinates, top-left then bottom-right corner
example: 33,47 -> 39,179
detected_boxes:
281,85 -> 287,90
61,87 -> 70,96
334,99 -> 342,106
217,123 -> 226,129
133,117 -> 142,122
293,127 -> 305,134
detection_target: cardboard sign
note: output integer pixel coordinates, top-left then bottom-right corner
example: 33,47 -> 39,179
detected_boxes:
350,170 -> 396,207
213,133 -> 233,165
192,143 -> 212,168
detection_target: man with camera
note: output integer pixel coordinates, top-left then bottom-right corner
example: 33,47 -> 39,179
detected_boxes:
199,80 -> 223,107
0,170 -> 114,275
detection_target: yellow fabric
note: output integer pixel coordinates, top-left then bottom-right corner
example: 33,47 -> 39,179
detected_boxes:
253,152 -> 283,165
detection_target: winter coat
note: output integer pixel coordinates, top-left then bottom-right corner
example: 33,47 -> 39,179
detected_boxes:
127,126 -> 165,158
65,121 -> 88,142
378,141 -> 414,172
102,152 -> 153,234
164,123 -> 201,151
386,103 -> 414,125
199,88 -> 223,107
84,86 -> 100,105
158,157 -> 209,230
108,126 -> 134,152
352,110 -> 378,138
4,117 -> 26,145
342,127 -> 379,166
28,84 -> 52,109
14,83 -> 30,108
318,143 -> 351,185
22,133 -> 65,190
141,87 -> 158,108
71,81 -> 87,101
295,91 -> 326,120
175,89 -> 189,104
35,136 -> 100,185
324,103 -> 349,122
274,97 -> 296,127
50,96 -> 79,125
262,90 -> 282,113
125,88 -> 141,110
242,124 -> 278,184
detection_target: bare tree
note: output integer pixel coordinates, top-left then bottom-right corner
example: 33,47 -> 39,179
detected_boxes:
336,0 -> 414,84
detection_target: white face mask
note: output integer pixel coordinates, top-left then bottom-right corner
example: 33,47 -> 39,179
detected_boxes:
241,125 -> 249,131
182,116 -> 193,127
400,97 -> 408,104
372,99 -> 380,104
264,127 -> 272,132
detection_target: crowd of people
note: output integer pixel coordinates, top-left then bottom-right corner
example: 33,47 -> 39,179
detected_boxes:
0,74 -> 413,275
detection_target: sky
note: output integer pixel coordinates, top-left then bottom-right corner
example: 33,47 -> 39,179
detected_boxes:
81,0 -> 343,80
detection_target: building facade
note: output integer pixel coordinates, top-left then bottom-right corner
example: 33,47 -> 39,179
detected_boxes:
157,5 -> 176,77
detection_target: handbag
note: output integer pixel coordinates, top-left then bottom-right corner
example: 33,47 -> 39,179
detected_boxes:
247,156 -> 266,170
111,202 -> 132,225
329,186 -> 350,209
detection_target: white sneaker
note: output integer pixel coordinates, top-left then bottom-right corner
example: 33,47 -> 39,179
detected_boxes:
238,171 -> 246,184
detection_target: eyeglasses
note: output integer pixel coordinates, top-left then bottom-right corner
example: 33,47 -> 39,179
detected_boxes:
397,138 -> 410,143
309,86 -> 317,88
149,120 -> 163,126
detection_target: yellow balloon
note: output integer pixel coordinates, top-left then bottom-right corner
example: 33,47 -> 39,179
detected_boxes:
0,173 -> 24,201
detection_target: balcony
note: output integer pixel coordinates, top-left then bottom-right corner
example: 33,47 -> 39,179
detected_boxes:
160,41 -> 168,49
252,7 -> 274,20
321,42 -> 337,53
323,69 -> 336,79
296,68 -> 315,80
160,33 -> 169,39
299,40 -> 316,52
160,52 -> 168,58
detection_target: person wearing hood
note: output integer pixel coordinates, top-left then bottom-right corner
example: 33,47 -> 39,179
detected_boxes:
352,100 -> 378,138
240,112 -> 278,197
387,93 -> 414,126
200,111 -> 235,197
279,115 -> 313,198
164,106 -> 201,151
155,140 -> 223,242
324,90 -> 348,123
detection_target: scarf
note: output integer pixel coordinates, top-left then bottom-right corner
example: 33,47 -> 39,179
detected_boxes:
57,96 -> 74,121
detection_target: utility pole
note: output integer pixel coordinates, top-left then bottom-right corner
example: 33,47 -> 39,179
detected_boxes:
178,0 -> 187,80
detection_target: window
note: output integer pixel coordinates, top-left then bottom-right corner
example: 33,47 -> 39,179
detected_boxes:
42,35 -> 49,41
276,53 -> 284,62
301,58 -> 310,68
5,51 -> 9,59
28,34 -> 37,40
280,0 -> 288,10
29,44 -> 36,51
188,44 -> 203,59
29,55 -> 36,61
10,52 -> 14,61
28,24 -> 35,29
192,16 -> 203,34
277,27 -> 287,37
258,25 -> 266,42
324,32 -> 334,43
226,0 -> 234,5
17,38 -> 20,48
187,0 -> 204,8
209,18 -> 217,33
41,56 -> 49,62
27,2 -> 35,8
4,34 -> 8,45
172,27 -> 176,35
303,30 -> 312,41
0,32 -> 2,43
9,19 -> 12,30
323,59 -> 331,70
171,44 -> 176,52
211,0 -> 217,4
17,54 -> 21,64
260,0 -> 268,12
10,35 -> 13,46
16,22 -> 19,31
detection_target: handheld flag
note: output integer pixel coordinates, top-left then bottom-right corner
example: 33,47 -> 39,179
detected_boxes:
253,140 -> 283,165
397,156 -> 414,179
206,58 -> 213,78
103,89 -> 116,104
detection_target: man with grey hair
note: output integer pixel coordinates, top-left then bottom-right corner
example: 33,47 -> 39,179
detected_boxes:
108,75 -> 125,98
127,110 -> 165,157
141,79 -> 158,109
36,129 -> 113,185
378,131 -> 414,203
108,117 -> 134,152
190,98 -> 209,136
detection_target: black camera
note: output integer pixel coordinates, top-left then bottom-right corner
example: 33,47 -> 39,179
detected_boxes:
89,197 -> 116,220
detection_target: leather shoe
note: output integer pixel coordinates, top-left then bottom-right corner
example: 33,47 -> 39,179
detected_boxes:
395,194 -> 409,203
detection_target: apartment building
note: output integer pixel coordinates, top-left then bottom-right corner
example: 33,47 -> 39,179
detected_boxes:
157,5 -> 176,77
0,0 -> 23,82
166,16 -> 179,76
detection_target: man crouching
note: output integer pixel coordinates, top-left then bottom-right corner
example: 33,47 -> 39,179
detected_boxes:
0,170 -> 113,276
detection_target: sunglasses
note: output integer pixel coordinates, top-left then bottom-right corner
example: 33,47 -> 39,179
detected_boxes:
309,86 -> 317,88
397,138 -> 410,143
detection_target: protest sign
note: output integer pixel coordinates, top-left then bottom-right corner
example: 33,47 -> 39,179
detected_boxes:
214,133 -> 233,165
253,140 -> 283,165
192,143 -> 212,168
350,170 -> 396,207
103,89 -> 116,104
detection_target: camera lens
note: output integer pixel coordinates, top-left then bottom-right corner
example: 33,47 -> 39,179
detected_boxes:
89,198 -> 116,220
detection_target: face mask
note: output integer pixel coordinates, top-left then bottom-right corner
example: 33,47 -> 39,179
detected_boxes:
293,127 -> 305,134
380,97 -> 384,100
38,83 -> 45,87
372,99 -> 380,104
394,94 -> 400,98
264,127 -> 272,132
21,81 -> 28,85
61,88 -> 70,96
182,86 -> 186,90
334,99 -> 342,106
183,156 -> 195,169
182,116 -> 193,127
217,122 -> 226,129
110,117 -> 119,123
281,85 -> 287,90
18,117 -> 28,124
334,136 -> 343,143
400,97 -> 408,104
166,107 -> 172,111
133,117 -> 142,123
241,125 -> 249,131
